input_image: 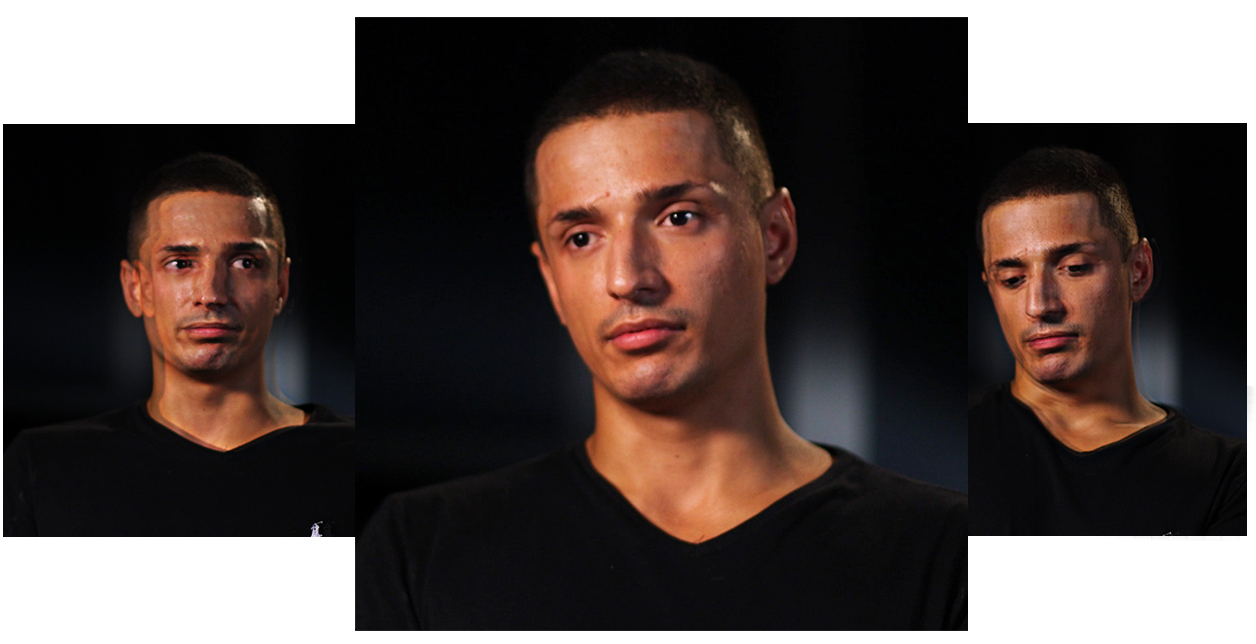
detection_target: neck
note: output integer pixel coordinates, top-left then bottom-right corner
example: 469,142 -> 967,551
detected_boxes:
586,343 -> 831,542
1010,349 -> 1165,452
147,354 -> 304,451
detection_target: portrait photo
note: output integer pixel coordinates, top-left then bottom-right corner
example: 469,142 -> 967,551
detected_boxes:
356,18 -> 968,629
967,124 -> 1246,536
357,17 -> 969,527
3,125 -> 356,536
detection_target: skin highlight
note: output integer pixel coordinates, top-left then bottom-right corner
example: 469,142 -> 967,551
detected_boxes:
120,191 -> 305,451
981,192 -> 1164,452
531,110 -> 830,543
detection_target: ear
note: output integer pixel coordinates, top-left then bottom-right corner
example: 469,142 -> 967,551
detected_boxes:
1129,238 -> 1154,302
531,241 -> 567,326
120,259 -> 145,317
761,187 -> 798,285
276,256 -> 291,314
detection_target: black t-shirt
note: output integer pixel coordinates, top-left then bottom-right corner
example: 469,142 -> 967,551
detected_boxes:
356,443 -> 967,630
969,383 -> 1246,536
3,403 -> 354,536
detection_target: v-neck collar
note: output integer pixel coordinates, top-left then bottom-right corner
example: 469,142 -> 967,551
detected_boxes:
1002,384 -> 1177,459
131,402 -> 317,457
570,442 -> 842,553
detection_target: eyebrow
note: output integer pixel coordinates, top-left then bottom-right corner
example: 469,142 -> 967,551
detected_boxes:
989,242 -> 1097,270
226,242 -> 268,254
159,242 -> 269,255
639,181 -> 707,204
546,181 -> 711,230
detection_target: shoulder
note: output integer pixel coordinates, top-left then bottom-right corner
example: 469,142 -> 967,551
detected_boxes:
968,384 -> 1013,426
1160,410 -> 1246,466
6,405 -> 142,454
268,403 -> 354,449
816,445 -> 967,533
968,384 -> 1004,412
367,447 -> 577,531
297,403 -> 354,428
967,383 -> 1027,447
1160,410 -> 1245,450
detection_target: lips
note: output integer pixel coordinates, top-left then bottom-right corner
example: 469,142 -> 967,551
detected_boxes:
183,323 -> 241,339
606,318 -> 685,351
1026,332 -> 1077,351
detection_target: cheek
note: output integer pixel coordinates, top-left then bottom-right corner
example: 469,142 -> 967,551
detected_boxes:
551,269 -> 602,338
990,294 -> 1025,342
691,237 -> 759,317
148,279 -> 180,316
1085,281 -> 1127,333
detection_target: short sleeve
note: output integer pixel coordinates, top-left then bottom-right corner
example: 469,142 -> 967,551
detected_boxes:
356,494 -> 424,630
4,435 -> 39,536
1205,444 -> 1246,536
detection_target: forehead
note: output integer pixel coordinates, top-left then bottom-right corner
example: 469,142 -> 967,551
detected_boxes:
534,110 -> 738,215
982,193 -> 1116,261
143,191 -> 273,248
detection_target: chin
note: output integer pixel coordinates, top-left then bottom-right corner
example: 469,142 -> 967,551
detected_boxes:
604,363 -> 708,411
1024,355 -> 1090,385
174,348 -> 245,375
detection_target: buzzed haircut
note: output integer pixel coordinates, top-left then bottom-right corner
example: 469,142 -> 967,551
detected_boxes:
524,50 -> 775,241
977,146 -> 1139,260
127,152 -> 285,261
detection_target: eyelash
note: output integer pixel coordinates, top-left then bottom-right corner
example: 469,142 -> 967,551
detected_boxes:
664,210 -> 699,227
561,210 -> 702,249
1000,264 -> 1093,288
165,258 -> 260,270
565,231 -> 592,249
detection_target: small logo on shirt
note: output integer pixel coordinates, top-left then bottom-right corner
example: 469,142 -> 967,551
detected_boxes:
310,521 -> 324,537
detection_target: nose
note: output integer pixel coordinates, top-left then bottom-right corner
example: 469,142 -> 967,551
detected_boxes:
1026,269 -> 1065,323
194,260 -> 232,308
605,221 -> 667,305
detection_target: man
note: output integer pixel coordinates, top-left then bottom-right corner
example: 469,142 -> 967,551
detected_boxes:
3,153 -> 354,536
357,51 -> 966,630
969,146 -> 1246,536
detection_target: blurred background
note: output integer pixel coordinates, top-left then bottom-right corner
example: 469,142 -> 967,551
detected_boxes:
969,125 -> 1246,439
3,125 -> 356,449
357,18 -> 969,533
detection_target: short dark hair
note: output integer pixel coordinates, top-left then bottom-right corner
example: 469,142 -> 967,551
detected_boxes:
127,153 -> 285,261
524,50 -> 775,241
977,146 -> 1139,260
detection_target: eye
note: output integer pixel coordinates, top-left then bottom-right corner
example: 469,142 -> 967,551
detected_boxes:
233,257 -> 258,269
567,231 -> 591,248
1001,276 -> 1024,288
1066,263 -> 1092,275
167,259 -> 193,270
666,210 -> 696,226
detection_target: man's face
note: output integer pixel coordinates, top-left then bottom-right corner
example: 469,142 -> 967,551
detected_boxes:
121,191 -> 288,378
531,110 -> 791,408
982,192 -> 1146,385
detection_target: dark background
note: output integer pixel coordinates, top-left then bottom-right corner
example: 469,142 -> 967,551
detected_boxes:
3,125 -> 356,450
969,124 -> 1246,439
357,18 -> 969,534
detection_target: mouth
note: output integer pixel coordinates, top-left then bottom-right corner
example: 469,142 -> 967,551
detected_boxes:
1026,332 -> 1078,352
182,323 -> 241,340
606,318 -> 686,352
